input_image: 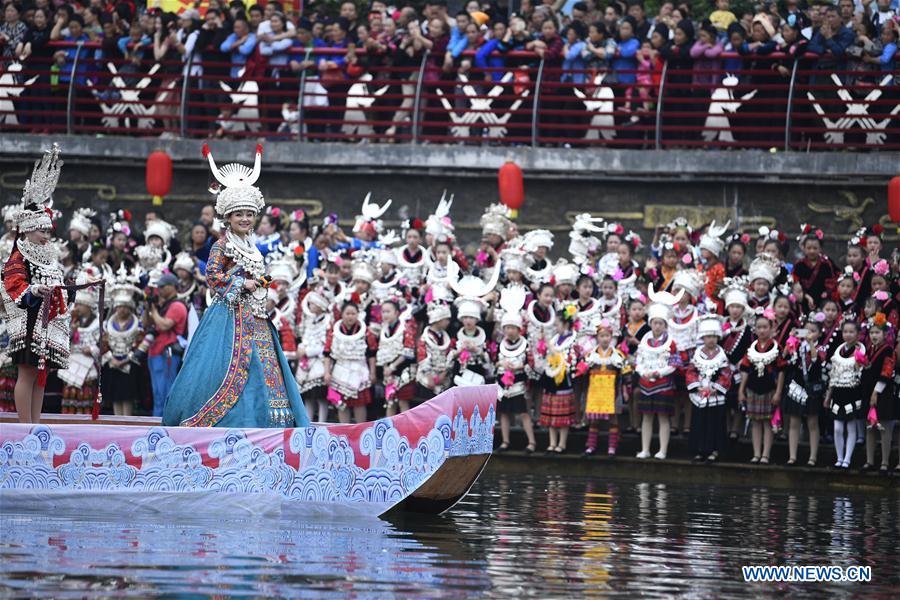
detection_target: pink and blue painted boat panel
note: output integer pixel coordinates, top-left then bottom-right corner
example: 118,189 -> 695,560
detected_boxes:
0,386 -> 497,517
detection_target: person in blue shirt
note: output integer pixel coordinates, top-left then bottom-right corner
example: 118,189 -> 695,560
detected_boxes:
863,19 -> 897,84
219,17 -> 257,79
562,21 -> 588,85
448,11 -> 472,59
475,20 -> 509,82
612,16 -> 640,86
807,6 -> 857,75
50,13 -> 90,86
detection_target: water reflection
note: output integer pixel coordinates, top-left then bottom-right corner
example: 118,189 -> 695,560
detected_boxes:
1,474 -> 898,596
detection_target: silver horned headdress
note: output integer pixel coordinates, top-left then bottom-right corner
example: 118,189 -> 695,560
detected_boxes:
204,143 -> 265,218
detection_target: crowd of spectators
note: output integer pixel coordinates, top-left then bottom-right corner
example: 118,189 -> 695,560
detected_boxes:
0,0 -> 897,140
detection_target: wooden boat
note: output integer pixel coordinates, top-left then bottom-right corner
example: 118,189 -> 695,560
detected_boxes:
0,386 -> 496,518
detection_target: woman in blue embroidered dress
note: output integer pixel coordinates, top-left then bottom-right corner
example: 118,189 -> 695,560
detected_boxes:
162,145 -> 310,428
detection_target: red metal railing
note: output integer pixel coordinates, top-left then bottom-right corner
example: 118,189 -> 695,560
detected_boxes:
1,41 -> 898,150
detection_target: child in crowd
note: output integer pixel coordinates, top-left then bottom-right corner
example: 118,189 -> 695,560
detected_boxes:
784,316 -> 826,466
584,318 -> 628,456
324,301 -> 378,424
621,296 -> 650,433
686,315 -> 732,463
825,321 -> 866,468
541,305 -> 580,453
495,292 -> 537,454
635,286 -> 681,460
739,312 -> 786,465
861,320 -> 895,473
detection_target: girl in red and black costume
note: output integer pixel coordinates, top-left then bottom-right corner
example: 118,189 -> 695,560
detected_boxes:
719,280 -> 753,441
869,261 -> 898,330
819,299 -> 844,359
792,224 -> 838,307
0,146 -> 76,423
738,311 -> 787,465
835,266 -> 859,321
861,320 -> 895,473
771,295 -> 797,351
724,234 -> 749,279
846,228 -> 874,312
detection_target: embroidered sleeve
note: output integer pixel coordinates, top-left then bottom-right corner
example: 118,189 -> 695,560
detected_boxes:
416,338 -> 427,363
2,250 -> 31,306
880,354 -> 895,381
366,331 -> 378,358
685,363 -> 700,389
740,355 -> 751,372
279,319 -> 297,353
714,366 -> 733,393
775,353 -> 788,369
205,241 -> 243,303
402,319 -> 417,358
663,350 -> 681,373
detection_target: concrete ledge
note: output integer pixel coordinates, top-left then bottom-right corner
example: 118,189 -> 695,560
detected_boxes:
487,453 -> 899,494
2,134 -> 897,182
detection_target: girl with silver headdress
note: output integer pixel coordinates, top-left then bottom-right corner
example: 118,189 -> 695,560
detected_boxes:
295,286 -> 333,423
162,145 -> 309,429
100,266 -> 144,417
0,145 -> 86,423
635,285 -> 683,460
58,270 -> 102,415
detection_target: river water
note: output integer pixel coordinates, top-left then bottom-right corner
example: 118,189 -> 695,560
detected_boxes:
1,472 -> 898,597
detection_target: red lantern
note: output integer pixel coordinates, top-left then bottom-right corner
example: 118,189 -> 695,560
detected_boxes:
498,161 -> 524,219
889,176 -> 900,223
146,150 -> 173,206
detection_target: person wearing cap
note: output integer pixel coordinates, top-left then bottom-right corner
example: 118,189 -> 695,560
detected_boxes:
146,272 -> 188,417
685,315 -> 733,463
